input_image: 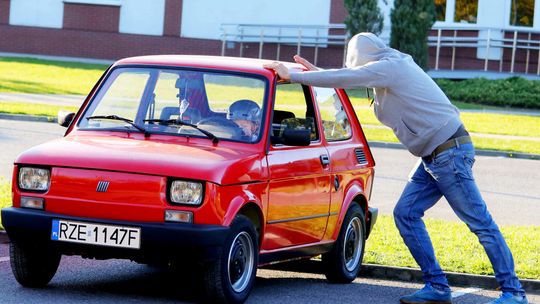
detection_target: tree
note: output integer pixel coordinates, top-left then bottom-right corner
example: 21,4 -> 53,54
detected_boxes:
390,0 -> 436,70
344,0 -> 384,36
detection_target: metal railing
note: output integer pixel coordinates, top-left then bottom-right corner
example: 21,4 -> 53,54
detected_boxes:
220,23 -> 348,66
429,25 -> 540,75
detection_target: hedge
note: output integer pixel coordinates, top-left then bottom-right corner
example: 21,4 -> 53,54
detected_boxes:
435,77 -> 540,109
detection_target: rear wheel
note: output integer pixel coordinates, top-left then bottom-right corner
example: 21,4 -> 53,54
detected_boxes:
322,204 -> 366,283
10,241 -> 61,287
202,215 -> 258,303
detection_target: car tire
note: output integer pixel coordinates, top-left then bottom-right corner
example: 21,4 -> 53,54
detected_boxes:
322,203 -> 366,283
10,241 -> 61,287
202,215 -> 258,304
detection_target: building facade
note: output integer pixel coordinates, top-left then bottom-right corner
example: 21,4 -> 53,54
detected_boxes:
1,0 -> 539,76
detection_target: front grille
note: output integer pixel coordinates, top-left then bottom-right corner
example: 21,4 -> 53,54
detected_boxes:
354,148 -> 368,165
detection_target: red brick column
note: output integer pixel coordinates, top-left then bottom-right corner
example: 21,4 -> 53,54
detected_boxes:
0,0 -> 10,25
164,0 -> 182,37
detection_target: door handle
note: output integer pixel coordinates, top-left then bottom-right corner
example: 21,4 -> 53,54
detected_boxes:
320,154 -> 330,166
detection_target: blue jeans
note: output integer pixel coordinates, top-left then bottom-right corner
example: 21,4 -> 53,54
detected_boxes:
393,142 -> 524,295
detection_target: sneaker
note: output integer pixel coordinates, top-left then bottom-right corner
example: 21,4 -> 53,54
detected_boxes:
486,292 -> 528,304
400,283 -> 452,304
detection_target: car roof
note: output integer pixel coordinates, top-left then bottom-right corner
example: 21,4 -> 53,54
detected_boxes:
114,55 -> 306,74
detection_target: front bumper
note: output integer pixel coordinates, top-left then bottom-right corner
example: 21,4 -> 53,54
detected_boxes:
1,207 -> 230,262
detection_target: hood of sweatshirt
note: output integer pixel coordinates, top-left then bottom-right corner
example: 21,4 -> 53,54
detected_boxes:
345,33 -> 401,67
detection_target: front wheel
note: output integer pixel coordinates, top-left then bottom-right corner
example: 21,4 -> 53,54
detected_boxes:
202,215 -> 258,304
10,240 -> 61,287
322,204 -> 366,283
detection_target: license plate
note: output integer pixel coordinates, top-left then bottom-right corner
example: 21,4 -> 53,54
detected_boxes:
51,219 -> 141,249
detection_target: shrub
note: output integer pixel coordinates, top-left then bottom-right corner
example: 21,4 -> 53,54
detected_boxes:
344,0 -> 384,36
436,77 -> 540,109
390,0 -> 436,70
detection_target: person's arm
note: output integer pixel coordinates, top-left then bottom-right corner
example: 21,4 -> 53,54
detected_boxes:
264,59 -> 393,89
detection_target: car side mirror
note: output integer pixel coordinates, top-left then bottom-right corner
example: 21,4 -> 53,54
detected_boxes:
273,129 -> 311,146
58,111 -> 75,127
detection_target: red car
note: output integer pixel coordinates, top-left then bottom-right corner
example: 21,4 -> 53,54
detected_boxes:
1,55 -> 377,304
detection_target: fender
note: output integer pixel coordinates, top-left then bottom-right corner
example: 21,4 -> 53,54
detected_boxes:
222,187 -> 265,229
331,181 -> 367,240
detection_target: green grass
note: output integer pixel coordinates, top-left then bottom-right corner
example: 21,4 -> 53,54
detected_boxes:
0,57 -> 106,95
365,215 -> 540,280
0,101 -> 79,118
0,179 -> 11,230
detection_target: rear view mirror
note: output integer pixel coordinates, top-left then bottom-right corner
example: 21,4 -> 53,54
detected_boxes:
58,111 -> 75,127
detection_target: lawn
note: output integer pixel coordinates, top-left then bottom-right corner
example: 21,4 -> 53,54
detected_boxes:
365,215 -> 540,280
0,57 -> 106,95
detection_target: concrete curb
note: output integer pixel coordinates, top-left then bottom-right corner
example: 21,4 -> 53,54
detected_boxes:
0,113 -> 56,123
0,230 -> 9,244
265,259 -> 540,294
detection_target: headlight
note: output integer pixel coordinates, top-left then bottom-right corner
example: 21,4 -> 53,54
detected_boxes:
18,167 -> 50,191
169,180 -> 203,205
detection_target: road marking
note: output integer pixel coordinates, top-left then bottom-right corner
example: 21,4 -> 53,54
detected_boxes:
0,256 -> 9,263
452,287 -> 481,299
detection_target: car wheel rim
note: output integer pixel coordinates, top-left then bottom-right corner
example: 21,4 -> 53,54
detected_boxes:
228,231 -> 254,293
343,217 -> 363,272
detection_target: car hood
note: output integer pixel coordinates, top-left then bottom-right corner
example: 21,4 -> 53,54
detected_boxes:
15,134 -> 267,185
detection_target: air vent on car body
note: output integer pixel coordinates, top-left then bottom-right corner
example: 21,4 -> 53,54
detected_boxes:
354,148 -> 368,165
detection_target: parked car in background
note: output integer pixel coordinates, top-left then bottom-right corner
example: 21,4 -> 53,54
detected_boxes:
1,55 -> 377,304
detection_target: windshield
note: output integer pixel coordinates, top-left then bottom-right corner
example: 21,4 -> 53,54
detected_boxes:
78,67 -> 267,143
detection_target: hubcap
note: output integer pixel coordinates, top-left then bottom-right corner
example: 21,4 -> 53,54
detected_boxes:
343,217 -> 363,272
227,231 -> 254,293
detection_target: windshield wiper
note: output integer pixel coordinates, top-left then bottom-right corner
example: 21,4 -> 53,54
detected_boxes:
144,119 -> 219,144
87,115 -> 150,138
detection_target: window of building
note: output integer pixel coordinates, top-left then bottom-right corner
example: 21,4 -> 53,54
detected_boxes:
510,0 -> 535,27
454,0 -> 478,23
435,0 -> 447,21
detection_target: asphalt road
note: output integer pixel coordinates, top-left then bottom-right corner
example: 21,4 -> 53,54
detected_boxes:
1,118 -> 539,225
0,243 -> 538,304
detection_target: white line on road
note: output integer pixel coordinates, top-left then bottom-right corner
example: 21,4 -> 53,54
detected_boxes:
452,287 -> 481,298
0,256 -> 9,263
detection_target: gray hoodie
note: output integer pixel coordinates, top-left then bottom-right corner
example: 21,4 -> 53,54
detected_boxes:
290,32 -> 462,157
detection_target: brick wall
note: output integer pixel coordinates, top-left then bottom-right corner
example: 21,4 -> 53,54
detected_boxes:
63,3 -> 120,33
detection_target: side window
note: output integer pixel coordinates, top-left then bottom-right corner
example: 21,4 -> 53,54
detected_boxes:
272,83 -> 318,143
313,87 -> 351,142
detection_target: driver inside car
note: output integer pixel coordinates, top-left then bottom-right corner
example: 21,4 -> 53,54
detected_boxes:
227,99 -> 261,141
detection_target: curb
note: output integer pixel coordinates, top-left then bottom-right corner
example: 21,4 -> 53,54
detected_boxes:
368,141 -> 540,160
0,230 -> 8,244
265,259 -> 540,294
0,113 -> 56,123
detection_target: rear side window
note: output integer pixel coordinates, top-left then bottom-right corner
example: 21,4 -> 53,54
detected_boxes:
313,87 -> 351,142
272,83 -> 319,143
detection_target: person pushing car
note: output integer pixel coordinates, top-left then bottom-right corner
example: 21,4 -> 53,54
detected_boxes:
263,32 -> 528,304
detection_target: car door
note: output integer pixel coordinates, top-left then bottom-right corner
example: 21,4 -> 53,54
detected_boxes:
263,83 -> 332,251
311,86 -> 375,239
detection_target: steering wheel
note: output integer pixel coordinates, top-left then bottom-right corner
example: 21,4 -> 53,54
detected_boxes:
197,116 -> 244,140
